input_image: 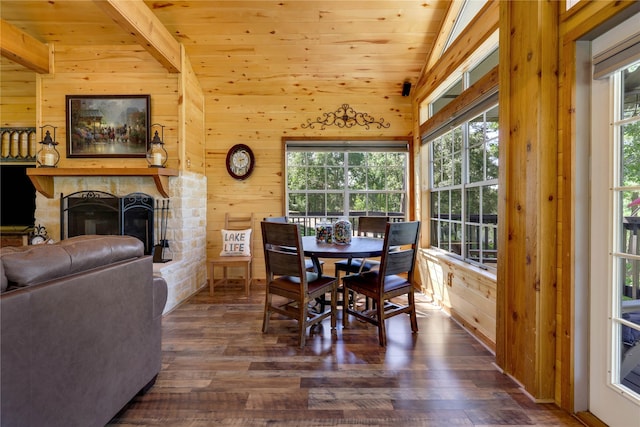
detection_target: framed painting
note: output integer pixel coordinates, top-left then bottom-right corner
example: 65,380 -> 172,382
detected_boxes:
66,95 -> 151,158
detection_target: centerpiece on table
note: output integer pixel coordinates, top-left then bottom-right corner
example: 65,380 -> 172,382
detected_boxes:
333,218 -> 352,244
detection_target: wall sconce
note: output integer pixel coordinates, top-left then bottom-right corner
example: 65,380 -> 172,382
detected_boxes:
36,125 -> 60,168
146,124 -> 168,168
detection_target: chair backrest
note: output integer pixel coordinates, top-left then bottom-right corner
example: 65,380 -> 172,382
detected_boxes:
378,221 -> 421,283
357,216 -> 389,237
263,216 -> 288,223
261,221 -> 309,290
221,212 -> 254,256
226,212 -> 254,230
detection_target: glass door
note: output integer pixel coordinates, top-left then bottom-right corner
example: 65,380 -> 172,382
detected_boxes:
589,17 -> 640,424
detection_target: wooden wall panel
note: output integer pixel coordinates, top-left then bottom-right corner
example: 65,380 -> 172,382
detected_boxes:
180,46 -> 205,175
497,0 -> 558,402
40,46 -> 179,170
418,250 -> 497,352
0,57 -> 36,127
204,93 -> 413,277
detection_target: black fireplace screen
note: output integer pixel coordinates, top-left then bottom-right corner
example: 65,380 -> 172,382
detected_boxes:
61,191 -> 155,255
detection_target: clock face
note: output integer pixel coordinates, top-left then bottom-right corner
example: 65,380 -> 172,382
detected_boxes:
226,144 -> 255,180
31,236 -> 45,245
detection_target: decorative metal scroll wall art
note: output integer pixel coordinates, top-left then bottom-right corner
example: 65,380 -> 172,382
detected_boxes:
301,104 -> 390,130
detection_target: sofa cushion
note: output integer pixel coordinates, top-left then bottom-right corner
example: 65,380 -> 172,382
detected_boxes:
58,235 -> 143,274
1,235 -> 144,289
0,261 -> 7,293
1,245 -> 36,292
2,245 -> 72,288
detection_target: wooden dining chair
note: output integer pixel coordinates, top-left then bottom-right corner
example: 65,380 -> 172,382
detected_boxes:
263,216 -> 322,272
261,221 -> 338,348
342,221 -> 421,346
334,216 -> 389,280
208,212 -> 254,296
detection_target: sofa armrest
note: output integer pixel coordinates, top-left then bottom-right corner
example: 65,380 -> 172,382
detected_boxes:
153,275 -> 168,317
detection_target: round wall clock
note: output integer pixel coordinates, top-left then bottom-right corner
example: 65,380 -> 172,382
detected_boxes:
226,144 -> 255,180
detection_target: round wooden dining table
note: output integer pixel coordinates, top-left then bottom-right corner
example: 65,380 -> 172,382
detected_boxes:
301,235 -> 384,274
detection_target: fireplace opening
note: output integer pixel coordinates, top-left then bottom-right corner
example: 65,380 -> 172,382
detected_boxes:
61,191 -> 155,255
1,165 -> 36,228
121,193 -> 155,254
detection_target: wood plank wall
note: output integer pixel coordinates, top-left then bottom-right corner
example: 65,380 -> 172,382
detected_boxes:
497,0 -> 559,402
0,57 -> 36,127
419,250 -> 497,352
179,45 -> 205,175
38,45 -> 180,170
203,94 -> 413,278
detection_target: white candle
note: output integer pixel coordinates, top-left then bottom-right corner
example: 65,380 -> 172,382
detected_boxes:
43,152 -> 55,166
152,152 -> 163,166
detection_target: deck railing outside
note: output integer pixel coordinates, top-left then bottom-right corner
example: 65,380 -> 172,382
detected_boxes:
288,215 -> 404,237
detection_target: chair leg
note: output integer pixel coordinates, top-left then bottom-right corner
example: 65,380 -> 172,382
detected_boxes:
335,270 -> 343,308
262,292 -> 272,333
209,262 -> 215,296
342,289 -> 350,328
409,291 -> 418,333
377,301 -> 386,347
244,263 -> 250,296
299,303 -> 307,348
331,286 -> 337,329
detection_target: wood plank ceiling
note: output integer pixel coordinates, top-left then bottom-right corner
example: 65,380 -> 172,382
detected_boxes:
0,0 -> 451,97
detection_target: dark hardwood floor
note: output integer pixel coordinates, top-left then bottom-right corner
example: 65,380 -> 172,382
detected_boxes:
109,280 -> 584,426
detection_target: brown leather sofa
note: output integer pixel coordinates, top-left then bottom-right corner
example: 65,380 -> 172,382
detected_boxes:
0,235 -> 167,427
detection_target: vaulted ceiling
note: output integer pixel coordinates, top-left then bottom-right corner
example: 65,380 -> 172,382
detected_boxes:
1,0 -> 454,97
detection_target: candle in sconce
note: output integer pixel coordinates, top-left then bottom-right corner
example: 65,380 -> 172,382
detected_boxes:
43,152 -> 55,166
152,152 -> 163,166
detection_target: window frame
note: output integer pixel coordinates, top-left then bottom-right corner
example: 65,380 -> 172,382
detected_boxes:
420,51 -> 499,270
283,138 -> 411,232
427,105 -> 499,269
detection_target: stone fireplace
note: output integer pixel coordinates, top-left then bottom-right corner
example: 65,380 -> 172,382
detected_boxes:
32,171 -> 207,313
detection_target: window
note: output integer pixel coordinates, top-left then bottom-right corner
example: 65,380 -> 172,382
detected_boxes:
431,79 -> 463,116
428,106 -> 499,267
284,140 -> 409,231
589,14 -> 640,416
469,49 -> 499,86
442,0 -> 489,54
422,48 -> 499,270
612,61 -> 640,387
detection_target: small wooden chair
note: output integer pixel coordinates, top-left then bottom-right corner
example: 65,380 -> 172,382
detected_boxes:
208,213 -> 254,296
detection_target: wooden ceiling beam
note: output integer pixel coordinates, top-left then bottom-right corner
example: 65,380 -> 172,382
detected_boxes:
415,0 -> 498,97
422,0 -> 465,73
93,0 -> 181,73
0,19 -> 50,74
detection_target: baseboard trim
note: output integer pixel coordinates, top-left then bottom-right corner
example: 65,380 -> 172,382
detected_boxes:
575,411 -> 608,427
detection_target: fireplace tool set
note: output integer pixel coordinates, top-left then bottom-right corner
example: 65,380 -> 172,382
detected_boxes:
153,198 -> 172,263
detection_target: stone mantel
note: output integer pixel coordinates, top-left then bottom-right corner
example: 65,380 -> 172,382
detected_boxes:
27,167 -> 179,198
